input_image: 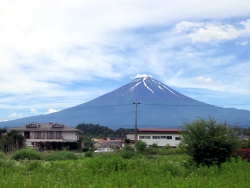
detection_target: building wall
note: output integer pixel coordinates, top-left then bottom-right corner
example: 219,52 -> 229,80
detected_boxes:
138,133 -> 180,147
126,132 -> 181,147
63,132 -> 78,141
18,131 -> 78,146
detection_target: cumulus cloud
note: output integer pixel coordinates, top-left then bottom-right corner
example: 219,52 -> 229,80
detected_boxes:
30,108 -> 38,114
174,19 -> 250,43
195,76 -> 213,83
45,108 -> 61,114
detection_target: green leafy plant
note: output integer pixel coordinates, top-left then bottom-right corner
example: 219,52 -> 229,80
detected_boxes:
181,117 -> 239,167
43,150 -> 78,161
11,148 -> 42,160
135,140 -> 147,154
0,151 -> 5,159
84,151 -> 93,158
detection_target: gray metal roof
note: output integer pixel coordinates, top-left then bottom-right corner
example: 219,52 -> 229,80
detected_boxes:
11,123 -> 83,133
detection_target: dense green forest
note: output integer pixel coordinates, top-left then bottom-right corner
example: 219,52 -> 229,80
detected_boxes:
76,123 -> 134,138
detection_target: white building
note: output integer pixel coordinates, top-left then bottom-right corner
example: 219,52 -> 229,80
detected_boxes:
126,128 -> 181,147
11,122 -> 83,147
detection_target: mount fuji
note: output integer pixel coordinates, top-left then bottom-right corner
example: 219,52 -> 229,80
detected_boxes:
1,76 -> 250,129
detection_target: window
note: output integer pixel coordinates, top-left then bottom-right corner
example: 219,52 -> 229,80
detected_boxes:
167,136 -> 172,139
47,131 -> 53,139
175,137 -> 181,140
34,131 -> 41,139
139,136 -> 150,139
56,132 -> 62,139
152,136 -> 160,139
161,136 -> 166,139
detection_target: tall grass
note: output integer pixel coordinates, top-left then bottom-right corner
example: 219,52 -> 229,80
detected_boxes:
1,153 -> 250,187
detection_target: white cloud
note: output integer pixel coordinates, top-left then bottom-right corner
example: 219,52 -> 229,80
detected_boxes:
4,120 -> 8,121
188,24 -> 241,42
174,21 -> 203,33
10,113 -> 22,118
237,41 -> 248,46
30,108 -> 38,114
0,1 -> 250,120
134,74 -> 153,78
45,108 -> 61,114
174,19 -> 250,43
195,76 -> 213,83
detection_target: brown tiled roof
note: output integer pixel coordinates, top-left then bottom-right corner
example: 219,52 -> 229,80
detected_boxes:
11,123 -> 83,133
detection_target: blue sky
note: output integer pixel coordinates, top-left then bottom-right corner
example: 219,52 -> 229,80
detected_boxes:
1,0 -> 250,122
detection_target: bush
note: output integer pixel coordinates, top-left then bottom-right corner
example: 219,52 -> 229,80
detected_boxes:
147,143 -> 159,155
0,151 -> 6,159
162,144 -> 171,150
43,151 -> 78,161
159,148 -> 184,155
121,150 -> 135,159
84,151 -> 93,158
123,144 -> 134,151
135,140 -> 147,154
11,149 -> 42,160
181,117 -> 239,167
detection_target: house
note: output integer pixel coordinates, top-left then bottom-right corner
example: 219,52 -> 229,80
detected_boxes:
93,138 -> 122,149
125,128 -> 181,147
11,122 -> 83,147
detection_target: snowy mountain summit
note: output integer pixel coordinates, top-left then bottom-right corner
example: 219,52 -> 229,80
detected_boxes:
108,76 -> 189,103
1,76 -> 250,128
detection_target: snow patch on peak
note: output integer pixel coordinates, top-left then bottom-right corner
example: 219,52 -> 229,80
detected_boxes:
127,82 -> 141,93
143,77 -> 154,93
158,82 -> 179,97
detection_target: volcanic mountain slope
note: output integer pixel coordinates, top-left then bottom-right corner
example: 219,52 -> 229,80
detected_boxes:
1,76 -> 250,129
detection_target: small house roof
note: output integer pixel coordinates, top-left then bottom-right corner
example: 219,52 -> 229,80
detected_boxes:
11,122 -> 83,133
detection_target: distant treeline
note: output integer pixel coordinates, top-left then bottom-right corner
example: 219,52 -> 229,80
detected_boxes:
76,123 -> 134,139
232,126 -> 250,135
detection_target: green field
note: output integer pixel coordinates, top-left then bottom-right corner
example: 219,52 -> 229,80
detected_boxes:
0,150 -> 250,188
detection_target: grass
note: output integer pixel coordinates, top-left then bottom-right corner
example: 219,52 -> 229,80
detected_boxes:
0,149 -> 250,187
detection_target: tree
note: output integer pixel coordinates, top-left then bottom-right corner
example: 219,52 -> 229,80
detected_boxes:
135,140 -> 147,153
80,135 -> 94,151
0,130 -> 25,153
181,117 -> 239,167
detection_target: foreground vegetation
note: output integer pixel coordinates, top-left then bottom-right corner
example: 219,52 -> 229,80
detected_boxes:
1,118 -> 250,187
0,150 -> 250,187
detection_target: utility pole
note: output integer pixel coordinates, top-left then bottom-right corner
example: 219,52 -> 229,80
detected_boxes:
133,100 -> 140,143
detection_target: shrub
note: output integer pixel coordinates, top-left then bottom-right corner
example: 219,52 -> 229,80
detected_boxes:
181,117 -> 239,167
162,144 -> 171,150
43,151 -> 78,161
11,149 -> 42,160
147,143 -> 159,155
159,148 -> 184,155
123,144 -> 134,151
135,140 -> 147,154
121,150 -> 135,159
84,151 -> 93,158
0,151 -> 6,159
